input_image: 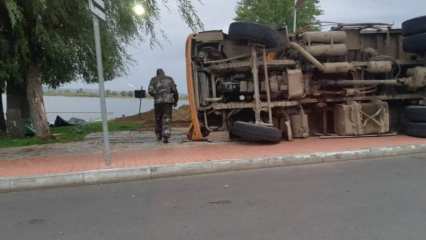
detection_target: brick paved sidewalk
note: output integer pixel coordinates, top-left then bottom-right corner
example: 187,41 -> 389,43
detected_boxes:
1,135 -> 425,178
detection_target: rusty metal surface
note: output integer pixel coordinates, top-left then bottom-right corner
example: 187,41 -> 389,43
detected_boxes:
306,44 -> 348,57
366,61 -> 393,73
290,112 -> 309,138
303,31 -> 347,44
407,67 -> 426,90
334,101 -> 389,136
193,30 -> 224,42
322,62 -> 354,73
209,94 -> 424,111
187,20 -> 426,139
287,69 -> 305,99
208,59 -> 296,73
211,101 -> 301,110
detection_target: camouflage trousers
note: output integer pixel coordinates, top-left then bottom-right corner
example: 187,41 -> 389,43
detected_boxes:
154,103 -> 173,140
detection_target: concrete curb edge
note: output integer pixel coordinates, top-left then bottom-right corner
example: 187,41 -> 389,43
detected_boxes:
1,144 -> 426,193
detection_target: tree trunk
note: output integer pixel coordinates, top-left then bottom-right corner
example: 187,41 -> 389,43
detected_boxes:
26,64 -> 50,138
6,79 -> 30,137
0,85 -> 6,133
7,80 -> 30,119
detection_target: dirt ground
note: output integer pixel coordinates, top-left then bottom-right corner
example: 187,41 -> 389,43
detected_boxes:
0,130 -> 231,162
0,105 -> 232,161
114,105 -> 191,129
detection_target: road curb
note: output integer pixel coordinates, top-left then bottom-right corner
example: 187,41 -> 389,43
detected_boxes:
1,144 -> 426,193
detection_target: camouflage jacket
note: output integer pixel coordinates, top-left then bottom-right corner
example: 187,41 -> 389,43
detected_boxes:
148,74 -> 179,104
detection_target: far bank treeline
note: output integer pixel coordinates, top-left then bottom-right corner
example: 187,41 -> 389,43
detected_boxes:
43,88 -> 188,99
0,0 -> 202,138
44,89 -> 136,98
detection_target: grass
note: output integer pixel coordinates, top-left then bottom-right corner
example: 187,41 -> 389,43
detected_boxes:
0,121 -> 141,149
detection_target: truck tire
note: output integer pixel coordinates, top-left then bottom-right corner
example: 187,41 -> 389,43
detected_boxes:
405,105 -> 426,122
402,16 -> 426,36
405,121 -> 426,138
230,121 -> 282,143
403,32 -> 426,53
228,22 -> 283,49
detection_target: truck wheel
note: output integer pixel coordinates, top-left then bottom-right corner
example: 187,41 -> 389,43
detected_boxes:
405,121 -> 426,138
405,105 -> 426,122
403,32 -> 426,53
228,22 -> 283,49
402,16 -> 426,36
230,121 -> 282,143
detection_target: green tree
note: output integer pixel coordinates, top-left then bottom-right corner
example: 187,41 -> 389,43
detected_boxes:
0,0 -> 22,133
0,0 -> 202,138
235,0 -> 321,31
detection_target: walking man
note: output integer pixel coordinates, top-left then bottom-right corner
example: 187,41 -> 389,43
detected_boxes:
148,69 -> 179,143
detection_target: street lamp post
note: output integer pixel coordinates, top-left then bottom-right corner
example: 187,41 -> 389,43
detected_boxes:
87,0 -> 145,165
89,0 -> 112,165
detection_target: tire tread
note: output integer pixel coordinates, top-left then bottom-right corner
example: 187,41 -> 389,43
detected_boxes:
405,121 -> 426,138
228,22 -> 283,49
403,32 -> 426,53
230,121 -> 282,143
405,105 -> 426,122
402,16 -> 426,36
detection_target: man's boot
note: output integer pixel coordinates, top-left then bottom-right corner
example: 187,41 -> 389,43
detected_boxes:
156,135 -> 162,141
163,136 -> 169,144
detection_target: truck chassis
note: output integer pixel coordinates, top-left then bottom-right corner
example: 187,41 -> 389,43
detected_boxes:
186,20 -> 426,142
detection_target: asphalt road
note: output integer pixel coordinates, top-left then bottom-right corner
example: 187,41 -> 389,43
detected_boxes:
2,154 -> 426,240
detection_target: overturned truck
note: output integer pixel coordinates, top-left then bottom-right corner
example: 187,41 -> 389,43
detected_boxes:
186,16 -> 426,142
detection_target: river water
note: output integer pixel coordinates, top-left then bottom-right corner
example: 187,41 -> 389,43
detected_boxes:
1,95 -> 187,123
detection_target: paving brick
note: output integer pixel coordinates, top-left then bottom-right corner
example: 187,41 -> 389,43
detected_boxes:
1,136 -> 426,178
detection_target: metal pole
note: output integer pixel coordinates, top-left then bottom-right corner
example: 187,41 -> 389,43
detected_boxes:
92,16 -> 112,165
139,87 -> 142,114
293,0 -> 297,33
251,46 -> 261,124
262,48 -> 273,125
323,79 -> 400,86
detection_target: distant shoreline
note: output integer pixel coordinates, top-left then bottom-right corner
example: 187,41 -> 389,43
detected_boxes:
43,92 -> 188,100
44,92 -> 136,99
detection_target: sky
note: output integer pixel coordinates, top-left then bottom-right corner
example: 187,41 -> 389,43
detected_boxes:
65,0 -> 426,93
